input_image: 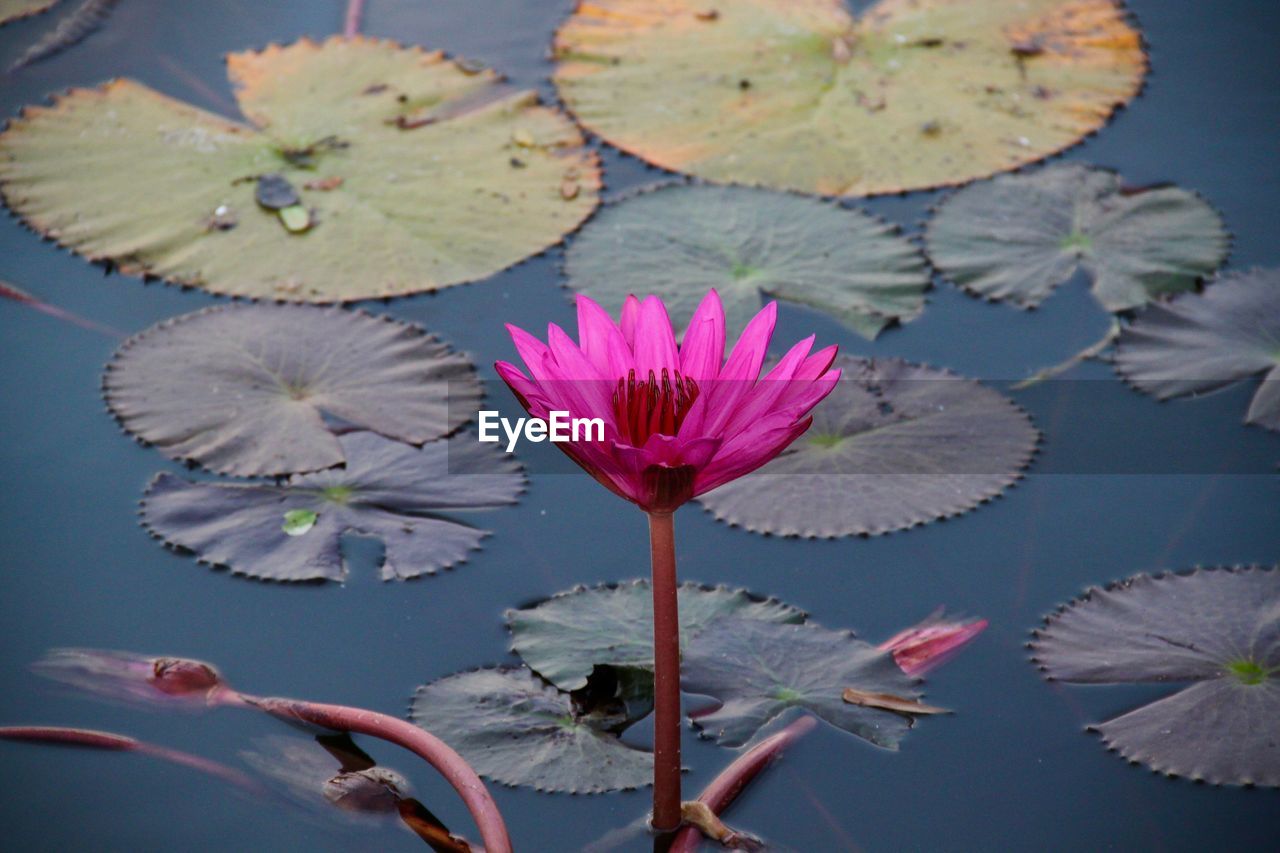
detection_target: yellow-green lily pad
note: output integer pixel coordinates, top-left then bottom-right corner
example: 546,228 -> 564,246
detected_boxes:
0,36 -> 600,300
553,0 -> 1146,196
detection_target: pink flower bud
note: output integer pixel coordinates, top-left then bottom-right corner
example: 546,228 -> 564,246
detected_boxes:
879,611 -> 988,677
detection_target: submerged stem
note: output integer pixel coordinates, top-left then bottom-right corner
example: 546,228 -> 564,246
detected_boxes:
668,715 -> 818,852
648,510 -> 683,833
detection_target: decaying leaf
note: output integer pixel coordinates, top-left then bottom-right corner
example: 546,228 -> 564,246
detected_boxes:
841,687 -> 949,716
140,431 -> 524,583
925,164 -> 1229,312
1113,268 -> 1280,431
682,620 -> 920,748
564,183 -> 930,339
553,0 -> 1146,196
103,304 -> 480,477
410,667 -> 654,793
0,36 -> 599,300
1030,565 -> 1280,787
698,357 -> 1038,537
507,580 -> 804,691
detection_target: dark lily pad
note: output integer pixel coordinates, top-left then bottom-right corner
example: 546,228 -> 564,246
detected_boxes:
924,164 -> 1229,312
140,431 -> 523,583
410,667 -> 654,793
1114,269 -> 1280,431
507,581 -> 805,691
103,304 -> 479,477
564,184 -> 930,339
1030,565 -> 1280,786
698,357 -> 1038,537
682,620 -> 919,749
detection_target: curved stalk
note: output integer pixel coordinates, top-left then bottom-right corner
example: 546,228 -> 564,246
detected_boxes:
251,696 -> 511,853
668,715 -> 818,853
647,510 -> 683,833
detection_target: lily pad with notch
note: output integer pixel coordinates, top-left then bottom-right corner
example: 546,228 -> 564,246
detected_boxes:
553,0 -> 1145,196
924,164 -> 1229,312
1113,268 -> 1280,431
140,431 -> 523,583
0,36 -> 599,300
410,666 -> 654,793
682,620 -> 921,749
103,303 -> 480,478
507,580 -> 805,691
1030,565 -> 1280,787
564,183 -> 929,339
698,356 -> 1038,537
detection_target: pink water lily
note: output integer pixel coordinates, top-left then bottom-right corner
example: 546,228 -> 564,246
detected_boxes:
496,290 -> 840,513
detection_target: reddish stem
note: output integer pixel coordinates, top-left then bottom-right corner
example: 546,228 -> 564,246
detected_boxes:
343,0 -> 366,38
648,510 -> 683,833
252,697 -> 511,853
0,280 -> 123,338
0,725 -> 267,795
668,715 -> 818,853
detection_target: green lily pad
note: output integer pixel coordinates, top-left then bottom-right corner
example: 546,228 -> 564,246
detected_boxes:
683,620 -> 919,748
1114,268 -> 1280,431
1030,565 -> 1280,787
140,431 -> 524,583
698,357 -> 1038,537
0,36 -> 599,300
924,164 -> 1229,311
410,667 -> 654,793
103,304 -> 479,477
564,183 -> 929,339
553,0 -> 1145,196
507,580 -> 805,691
0,0 -> 56,26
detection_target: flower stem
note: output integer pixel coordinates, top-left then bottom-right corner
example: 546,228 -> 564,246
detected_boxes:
343,0 -> 366,38
647,510 -> 682,833
249,696 -> 512,853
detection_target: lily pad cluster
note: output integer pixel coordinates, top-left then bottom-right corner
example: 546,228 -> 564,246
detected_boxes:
698,356 -> 1039,537
1114,268 -> 1280,431
0,37 -> 600,300
553,0 -> 1146,196
105,303 -> 523,583
565,183 -> 930,339
412,581 -> 941,792
1030,565 -> 1279,787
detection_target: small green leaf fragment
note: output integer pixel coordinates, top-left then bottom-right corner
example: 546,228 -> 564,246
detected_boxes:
1226,659 -> 1267,685
278,204 -> 312,233
282,508 -> 317,536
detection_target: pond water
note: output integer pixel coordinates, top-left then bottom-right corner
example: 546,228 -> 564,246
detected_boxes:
0,0 -> 1277,850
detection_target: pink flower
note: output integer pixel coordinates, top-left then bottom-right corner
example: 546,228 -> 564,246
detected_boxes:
496,291 -> 840,513
32,648 -> 228,709
879,611 -> 988,678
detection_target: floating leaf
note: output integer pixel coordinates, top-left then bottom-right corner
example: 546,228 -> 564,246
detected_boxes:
841,688 -> 949,716
1113,269 -> 1280,431
1030,565 -> 1280,787
0,0 -> 56,27
0,36 -> 599,300
103,304 -> 479,477
698,357 -> 1038,537
507,580 -> 804,691
410,667 -> 654,793
683,621 -> 919,748
924,164 -> 1229,312
553,0 -> 1145,196
564,184 -> 929,339
140,431 -> 523,583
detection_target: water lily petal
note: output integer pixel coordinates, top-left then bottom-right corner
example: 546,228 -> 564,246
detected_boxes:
631,295 -> 680,376
679,289 -> 726,381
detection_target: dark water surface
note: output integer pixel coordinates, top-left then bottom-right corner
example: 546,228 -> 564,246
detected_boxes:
1,1 -> 1277,850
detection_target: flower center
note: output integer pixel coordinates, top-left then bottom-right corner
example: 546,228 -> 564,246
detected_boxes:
612,368 -> 699,446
